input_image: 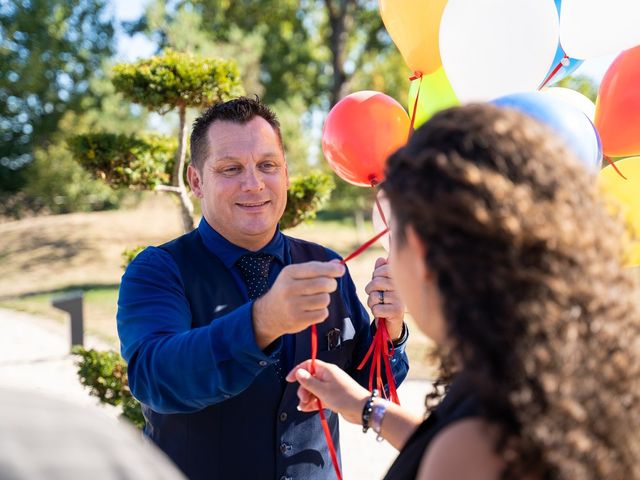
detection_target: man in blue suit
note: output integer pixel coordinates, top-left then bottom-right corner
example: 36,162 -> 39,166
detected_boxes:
117,97 -> 409,480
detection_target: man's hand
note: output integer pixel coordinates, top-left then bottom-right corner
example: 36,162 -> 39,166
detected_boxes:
252,260 -> 346,349
364,257 -> 405,341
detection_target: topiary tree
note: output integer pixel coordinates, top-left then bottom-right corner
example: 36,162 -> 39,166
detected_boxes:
67,133 -> 177,189
70,50 -> 244,231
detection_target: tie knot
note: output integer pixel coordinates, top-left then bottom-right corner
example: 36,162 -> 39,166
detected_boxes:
236,253 -> 274,300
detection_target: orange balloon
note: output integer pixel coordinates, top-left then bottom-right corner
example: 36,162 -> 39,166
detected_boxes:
595,45 -> 640,157
379,0 -> 448,76
322,91 -> 410,187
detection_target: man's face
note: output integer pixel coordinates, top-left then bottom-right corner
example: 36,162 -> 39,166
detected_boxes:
188,116 -> 289,250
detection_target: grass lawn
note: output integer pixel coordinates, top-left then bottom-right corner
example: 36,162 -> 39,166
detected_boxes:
0,286 -> 121,344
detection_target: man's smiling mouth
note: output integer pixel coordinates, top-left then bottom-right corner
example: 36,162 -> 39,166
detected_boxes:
237,200 -> 270,208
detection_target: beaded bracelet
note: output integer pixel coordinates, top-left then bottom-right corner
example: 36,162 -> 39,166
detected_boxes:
361,389 -> 379,433
370,398 -> 390,442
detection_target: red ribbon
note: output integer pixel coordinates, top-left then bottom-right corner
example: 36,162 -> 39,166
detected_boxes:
374,192 -> 388,228
603,155 -> 628,180
408,72 -> 424,140
310,324 -> 343,480
309,225 -> 401,480
539,55 -> 568,90
355,317 -> 400,404
340,227 -> 389,264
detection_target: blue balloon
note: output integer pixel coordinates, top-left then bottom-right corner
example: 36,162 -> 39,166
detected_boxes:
592,118 -> 603,167
541,0 -> 583,86
492,92 -> 601,172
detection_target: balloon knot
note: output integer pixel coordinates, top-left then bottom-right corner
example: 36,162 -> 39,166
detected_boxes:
409,71 -> 423,81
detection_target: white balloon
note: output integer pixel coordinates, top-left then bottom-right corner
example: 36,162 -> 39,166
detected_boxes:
541,87 -> 596,122
439,0 -> 559,102
371,192 -> 391,252
560,0 -> 640,60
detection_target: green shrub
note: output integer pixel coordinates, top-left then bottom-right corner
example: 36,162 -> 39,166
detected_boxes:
72,347 -> 144,429
67,133 -> 177,189
281,171 -> 335,230
121,245 -> 146,269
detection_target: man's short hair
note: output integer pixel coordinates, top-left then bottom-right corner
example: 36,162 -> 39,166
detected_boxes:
190,97 -> 283,170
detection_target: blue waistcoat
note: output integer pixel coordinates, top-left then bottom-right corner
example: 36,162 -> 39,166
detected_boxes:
147,230 -> 357,480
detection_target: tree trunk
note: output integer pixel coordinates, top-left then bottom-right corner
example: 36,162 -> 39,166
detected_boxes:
326,0 -> 356,107
173,105 -> 195,232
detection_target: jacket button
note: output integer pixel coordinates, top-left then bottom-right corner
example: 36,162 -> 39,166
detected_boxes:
259,360 -> 268,367
280,442 -> 292,454
279,412 -> 288,422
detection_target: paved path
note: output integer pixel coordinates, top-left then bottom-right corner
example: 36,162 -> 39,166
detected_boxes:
0,307 -> 431,478
0,308 -> 114,409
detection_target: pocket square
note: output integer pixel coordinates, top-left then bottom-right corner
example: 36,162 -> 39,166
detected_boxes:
341,317 -> 356,341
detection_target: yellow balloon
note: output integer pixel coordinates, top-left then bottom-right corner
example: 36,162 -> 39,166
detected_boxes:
598,156 -> 640,267
379,0 -> 448,76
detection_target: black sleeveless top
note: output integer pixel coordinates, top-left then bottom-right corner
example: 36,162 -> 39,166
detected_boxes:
383,377 -> 480,480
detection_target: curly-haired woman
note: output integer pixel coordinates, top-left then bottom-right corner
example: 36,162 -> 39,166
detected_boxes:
286,104 -> 640,479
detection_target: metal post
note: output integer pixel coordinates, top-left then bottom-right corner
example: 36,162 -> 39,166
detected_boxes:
51,291 -> 84,351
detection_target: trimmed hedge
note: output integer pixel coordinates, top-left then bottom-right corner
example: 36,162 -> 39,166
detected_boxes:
67,133 -> 176,189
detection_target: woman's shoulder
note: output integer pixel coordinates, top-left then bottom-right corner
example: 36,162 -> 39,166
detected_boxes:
416,418 -> 505,480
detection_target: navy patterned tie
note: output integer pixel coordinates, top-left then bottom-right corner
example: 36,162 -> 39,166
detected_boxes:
236,253 -> 274,300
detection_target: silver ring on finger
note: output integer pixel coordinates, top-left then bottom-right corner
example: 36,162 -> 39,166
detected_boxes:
378,290 -> 385,305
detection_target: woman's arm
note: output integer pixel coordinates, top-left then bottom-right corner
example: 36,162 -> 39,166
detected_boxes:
286,359 -> 422,450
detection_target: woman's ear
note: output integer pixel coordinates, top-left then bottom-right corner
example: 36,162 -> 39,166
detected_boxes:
187,164 -> 203,198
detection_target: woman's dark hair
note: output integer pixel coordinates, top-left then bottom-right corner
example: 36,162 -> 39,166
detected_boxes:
382,104 -> 640,479
190,96 -> 282,170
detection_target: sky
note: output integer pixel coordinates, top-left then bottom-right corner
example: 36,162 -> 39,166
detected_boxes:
110,0 -> 156,61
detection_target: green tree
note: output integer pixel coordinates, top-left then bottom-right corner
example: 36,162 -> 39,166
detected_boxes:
135,0 -> 403,108
0,0 -> 115,189
557,74 -> 599,103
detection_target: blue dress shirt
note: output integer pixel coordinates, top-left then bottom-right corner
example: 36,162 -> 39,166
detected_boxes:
117,218 -> 408,414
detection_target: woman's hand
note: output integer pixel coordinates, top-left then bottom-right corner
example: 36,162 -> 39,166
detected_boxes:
286,359 -> 370,425
365,257 -> 405,341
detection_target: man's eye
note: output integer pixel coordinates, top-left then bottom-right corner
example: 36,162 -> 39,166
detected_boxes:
221,166 -> 240,174
261,162 -> 277,171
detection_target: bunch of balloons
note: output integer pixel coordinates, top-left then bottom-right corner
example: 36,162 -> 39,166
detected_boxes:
320,1 -> 640,265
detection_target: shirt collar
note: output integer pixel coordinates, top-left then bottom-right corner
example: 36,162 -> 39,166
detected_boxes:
197,217 -> 285,269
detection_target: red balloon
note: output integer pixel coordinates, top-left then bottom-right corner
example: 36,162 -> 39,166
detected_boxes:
595,45 -> 640,157
322,91 -> 410,186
